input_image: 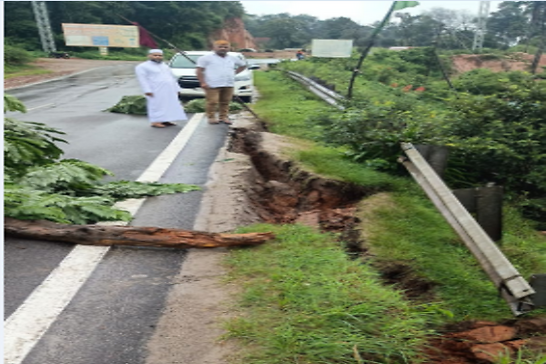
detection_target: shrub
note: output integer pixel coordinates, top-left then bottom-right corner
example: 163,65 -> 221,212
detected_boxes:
4,44 -> 33,66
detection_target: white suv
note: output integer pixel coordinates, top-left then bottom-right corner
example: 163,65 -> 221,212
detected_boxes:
168,51 -> 258,103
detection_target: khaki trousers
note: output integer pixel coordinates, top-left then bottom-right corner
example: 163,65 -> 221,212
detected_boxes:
204,87 -> 233,121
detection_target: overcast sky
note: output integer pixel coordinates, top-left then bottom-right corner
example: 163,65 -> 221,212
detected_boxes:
239,1 -> 503,25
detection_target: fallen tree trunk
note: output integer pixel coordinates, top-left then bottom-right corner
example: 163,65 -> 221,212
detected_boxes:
4,218 -> 274,249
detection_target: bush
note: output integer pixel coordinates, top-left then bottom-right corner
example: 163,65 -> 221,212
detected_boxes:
4,44 -> 33,66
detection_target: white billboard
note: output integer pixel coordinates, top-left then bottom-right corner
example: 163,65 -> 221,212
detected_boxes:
62,23 -> 139,48
311,39 -> 353,58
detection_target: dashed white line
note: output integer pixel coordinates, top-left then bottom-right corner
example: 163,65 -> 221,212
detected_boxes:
26,103 -> 56,111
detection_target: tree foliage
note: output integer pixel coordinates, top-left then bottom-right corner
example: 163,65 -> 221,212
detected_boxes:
4,1 -> 244,52
4,95 -> 200,224
5,1 -> 546,52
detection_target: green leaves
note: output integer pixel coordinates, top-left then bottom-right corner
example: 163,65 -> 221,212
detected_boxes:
5,95 -> 201,225
85,181 -> 201,201
4,94 -> 27,113
4,117 -> 67,175
106,95 -> 148,115
4,184 -> 132,224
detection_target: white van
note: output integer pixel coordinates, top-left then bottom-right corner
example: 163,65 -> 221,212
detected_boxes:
168,51 -> 259,103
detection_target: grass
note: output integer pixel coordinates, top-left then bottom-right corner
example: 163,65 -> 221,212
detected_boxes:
71,50 -> 145,61
356,191 -> 546,320
224,224 -> 434,364
224,68 -> 546,363
293,146 -> 406,191
252,71 -> 338,140
4,64 -> 52,79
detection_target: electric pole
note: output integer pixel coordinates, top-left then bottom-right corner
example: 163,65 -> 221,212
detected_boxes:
530,2 -> 546,74
472,1 -> 491,52
31,1 -> 57,53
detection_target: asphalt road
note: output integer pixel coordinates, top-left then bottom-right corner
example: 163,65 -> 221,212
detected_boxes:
5,65 -> 232,364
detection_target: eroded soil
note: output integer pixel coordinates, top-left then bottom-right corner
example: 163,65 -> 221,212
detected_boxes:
218,112 -> 546,364
451,53 -> 546,75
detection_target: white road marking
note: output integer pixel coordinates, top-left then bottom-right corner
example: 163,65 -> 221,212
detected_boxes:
27,103 -> 56,111
4,113 -> 205,364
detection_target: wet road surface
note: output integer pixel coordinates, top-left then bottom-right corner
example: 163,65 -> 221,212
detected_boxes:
5,65 -> 232,364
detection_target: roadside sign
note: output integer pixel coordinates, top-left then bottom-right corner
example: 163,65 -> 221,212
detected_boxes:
311,39 -> 353,58
62,23 -> 139,48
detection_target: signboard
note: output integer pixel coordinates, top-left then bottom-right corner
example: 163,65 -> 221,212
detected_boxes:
311,39 -> 353,58
62,23 -> 139,48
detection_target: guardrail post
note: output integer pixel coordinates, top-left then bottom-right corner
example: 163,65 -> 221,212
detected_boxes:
399,142 -> 535,315
453,186 -> 504,242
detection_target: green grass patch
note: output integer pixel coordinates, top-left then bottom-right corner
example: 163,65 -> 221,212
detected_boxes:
358,192 -> 546,321
253,71 -> 338,140
70,50 -> 145,61
4,64 -> 52,79
293,145 -> 406,191
224,224 -> 435,364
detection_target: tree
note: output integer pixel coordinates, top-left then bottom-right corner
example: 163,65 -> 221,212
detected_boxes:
486,1 -> 531,48
4,1 -> 245,52
314,17 -> 361,39
260,14 -> 310,49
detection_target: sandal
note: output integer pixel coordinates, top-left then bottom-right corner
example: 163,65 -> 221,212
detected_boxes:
220,119 -> 232,125
162,122 -> 177,126
151,123 -> 166,128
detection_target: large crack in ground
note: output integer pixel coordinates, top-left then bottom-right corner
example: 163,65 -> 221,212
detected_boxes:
207,113 -> 546,364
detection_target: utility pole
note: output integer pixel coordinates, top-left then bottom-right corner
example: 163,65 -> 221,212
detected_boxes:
31,1 -> 57,53
472,1 -> 491,52
530,1 -> 546,74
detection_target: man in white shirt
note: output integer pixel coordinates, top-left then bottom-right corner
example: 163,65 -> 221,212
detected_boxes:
135,49 -> 187,128
196,40 -> 246,124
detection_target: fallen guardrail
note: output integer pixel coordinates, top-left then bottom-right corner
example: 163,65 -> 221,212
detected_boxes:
399,142 -> 541,316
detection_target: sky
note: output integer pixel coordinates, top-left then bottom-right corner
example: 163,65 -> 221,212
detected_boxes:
239,1 -> 503,26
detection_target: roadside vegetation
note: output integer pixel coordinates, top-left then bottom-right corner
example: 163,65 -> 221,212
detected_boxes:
222,60 -> 546,363
4,45 -> 52,79
277,48 -> 546,228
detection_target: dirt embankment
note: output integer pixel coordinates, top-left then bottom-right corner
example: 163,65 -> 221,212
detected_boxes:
451,53 -> 546,75
242,50 -> 298,59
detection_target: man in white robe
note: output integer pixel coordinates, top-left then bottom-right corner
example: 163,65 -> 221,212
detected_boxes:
135,49 -> 187,128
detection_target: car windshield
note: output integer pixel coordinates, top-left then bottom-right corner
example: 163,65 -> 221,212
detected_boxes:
170,55 -> 201,68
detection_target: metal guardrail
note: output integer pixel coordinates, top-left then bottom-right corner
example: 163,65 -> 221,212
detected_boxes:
279,70 -> 542,315
284,71 -> 345,110
399,142 -> 536,315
